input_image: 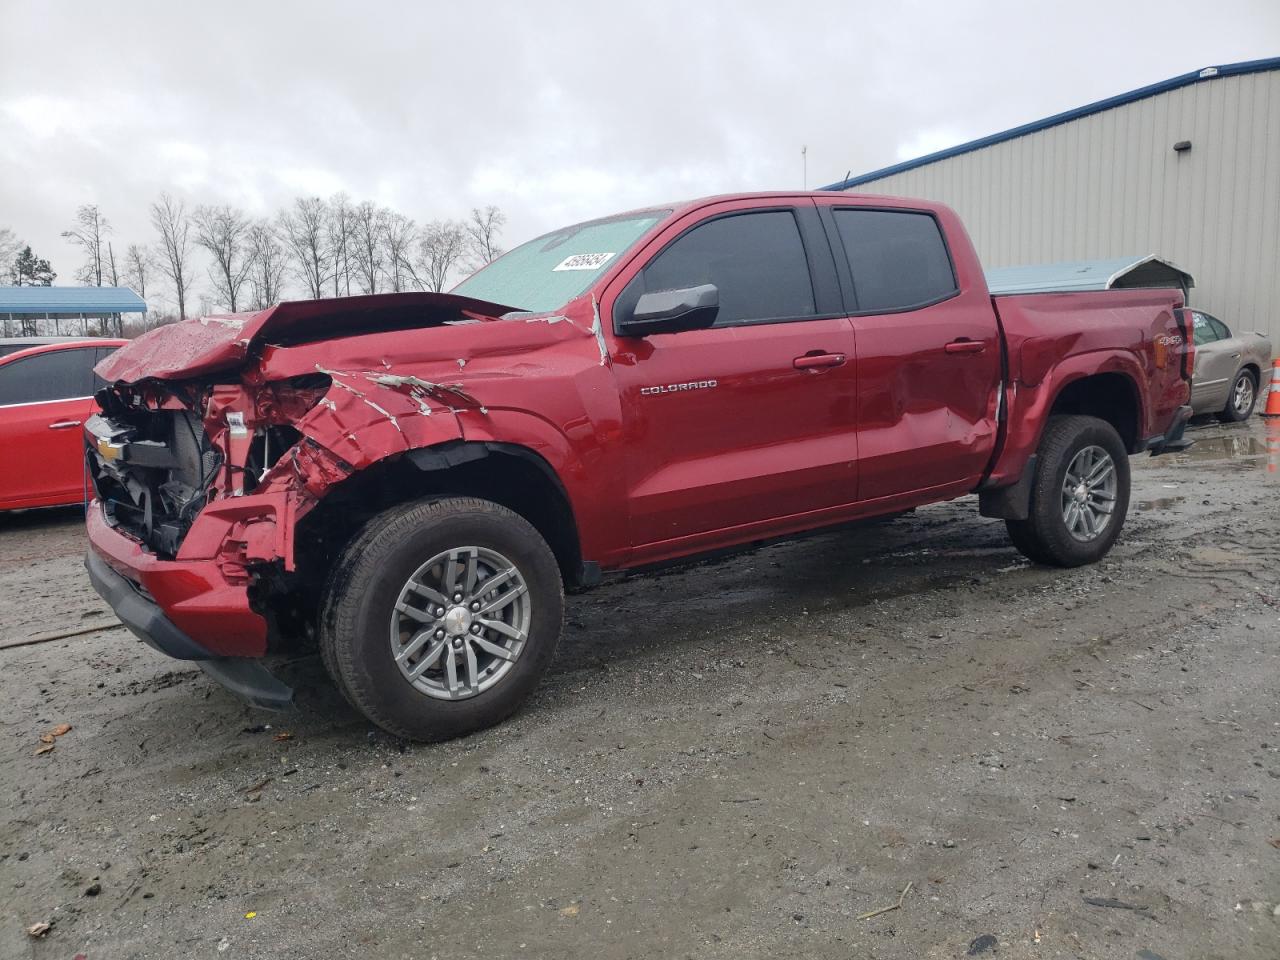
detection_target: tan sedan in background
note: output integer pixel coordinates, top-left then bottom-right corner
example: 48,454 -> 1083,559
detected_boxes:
1188,310 -> 1273,421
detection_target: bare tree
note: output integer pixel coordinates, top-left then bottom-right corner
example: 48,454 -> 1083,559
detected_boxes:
464,205 -> 506,273
193,204 -> 252,312
103,242 -> 123,334
0,227 -> 21,282
123,243 -> 156,327
106,242 -> 120,286
326,192 -> 356,297
381,212 -> 416,293
245,220 -> 288,310
350,201 -> 389,294
150,193 -> 195,322
0,229 -> 20,277
278,196 -> 330,299
123,244 -> 154,297
61,204 -> 111,286
410,220 -> 467,292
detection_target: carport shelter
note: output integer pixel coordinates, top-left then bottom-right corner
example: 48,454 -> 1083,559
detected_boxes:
0,286 -> 147,337
984,255 -> 1195,301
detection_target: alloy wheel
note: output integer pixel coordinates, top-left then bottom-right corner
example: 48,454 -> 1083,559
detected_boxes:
1060,445 -> 1117,542
1233,375 -> 1255,414
389,546 -> 531,700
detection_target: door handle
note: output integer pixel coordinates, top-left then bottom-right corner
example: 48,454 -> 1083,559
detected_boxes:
48,420 -> 83,430
793,352 -> 846,370
945,339 -> 986,355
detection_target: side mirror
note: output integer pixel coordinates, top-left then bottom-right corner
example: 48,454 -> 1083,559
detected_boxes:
617,284 -> 718,337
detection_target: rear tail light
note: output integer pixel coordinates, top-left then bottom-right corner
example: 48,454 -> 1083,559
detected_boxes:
1174,308 -> 1195,380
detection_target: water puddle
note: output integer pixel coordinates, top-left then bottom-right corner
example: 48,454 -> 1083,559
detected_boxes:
1136,496 -> 1185,510
1170,420 -> 1280,477
1171,435 -> 1268,463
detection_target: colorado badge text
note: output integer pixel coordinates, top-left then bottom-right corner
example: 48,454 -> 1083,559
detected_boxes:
640,380 -> 719,396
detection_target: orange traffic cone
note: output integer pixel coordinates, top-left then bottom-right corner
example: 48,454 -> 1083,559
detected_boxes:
1264,359 -> 1280,417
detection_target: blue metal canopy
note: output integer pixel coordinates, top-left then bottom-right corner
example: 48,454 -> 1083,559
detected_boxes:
984,255 -> 1194,296
0,286 -> 147,314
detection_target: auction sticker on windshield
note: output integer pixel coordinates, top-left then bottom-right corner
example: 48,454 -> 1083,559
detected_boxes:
553,253 -> 615,271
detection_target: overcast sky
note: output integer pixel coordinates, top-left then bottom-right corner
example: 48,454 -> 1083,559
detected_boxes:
1,0 -> 1276,305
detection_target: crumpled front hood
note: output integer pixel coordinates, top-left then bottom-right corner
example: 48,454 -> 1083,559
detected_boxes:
96,291 -> 520,384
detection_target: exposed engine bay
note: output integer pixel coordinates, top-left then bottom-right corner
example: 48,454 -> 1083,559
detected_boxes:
86,377 -> 323,558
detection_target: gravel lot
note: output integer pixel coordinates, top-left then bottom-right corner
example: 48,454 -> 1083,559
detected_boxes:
2,417 -> 1278,960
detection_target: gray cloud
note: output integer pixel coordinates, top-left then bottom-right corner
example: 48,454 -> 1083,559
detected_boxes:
2,0 -> 1276,305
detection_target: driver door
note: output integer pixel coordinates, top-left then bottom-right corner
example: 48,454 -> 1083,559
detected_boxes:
606,201 -> 859,558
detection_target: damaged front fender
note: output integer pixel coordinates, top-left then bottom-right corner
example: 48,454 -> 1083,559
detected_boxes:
215,367 -> 481,570
287,366 -> 471,470
89,290 -> 611,578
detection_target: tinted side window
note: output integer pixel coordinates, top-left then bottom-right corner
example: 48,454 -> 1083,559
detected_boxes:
0,349 -> 97,405
1207,316 -> 1231,340
93,346 -> 120,392
833,209 -> 957,313
638,211 -> 816,326
1191,312 -> 1221,346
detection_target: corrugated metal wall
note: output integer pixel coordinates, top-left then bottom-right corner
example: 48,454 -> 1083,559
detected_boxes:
845,70 -> 1280,347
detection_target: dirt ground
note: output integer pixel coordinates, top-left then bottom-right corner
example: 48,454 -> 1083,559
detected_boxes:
2,417 -> 1278,960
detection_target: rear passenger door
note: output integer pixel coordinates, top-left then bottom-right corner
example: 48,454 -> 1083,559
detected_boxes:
607,200 -> 860,554
0,347 -> 101,508
816,201 -> 1002,502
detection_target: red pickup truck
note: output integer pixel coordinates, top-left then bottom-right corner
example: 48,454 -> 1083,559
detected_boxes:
85,192 -> 1193,740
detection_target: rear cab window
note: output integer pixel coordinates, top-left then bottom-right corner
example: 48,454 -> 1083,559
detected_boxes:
830,208 -> 957,313
0,348 -> 99,406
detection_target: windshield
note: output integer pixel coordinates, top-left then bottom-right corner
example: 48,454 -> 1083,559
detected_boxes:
453,210 -> 669,313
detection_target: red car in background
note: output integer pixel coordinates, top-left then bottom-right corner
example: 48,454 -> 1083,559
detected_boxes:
0,338 -> 126,511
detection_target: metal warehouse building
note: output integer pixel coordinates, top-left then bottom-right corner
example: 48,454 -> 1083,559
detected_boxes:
825,57 -> 1280,349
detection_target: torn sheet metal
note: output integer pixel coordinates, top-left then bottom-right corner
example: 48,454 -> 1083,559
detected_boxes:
590,295 -> 611,368
292,368 -> 465,469
369,373 -> 480,410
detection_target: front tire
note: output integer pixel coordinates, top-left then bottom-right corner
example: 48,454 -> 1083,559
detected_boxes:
1005,415 -> 1130,567
1217,369 -> 1257,422
319,497 -> 564,741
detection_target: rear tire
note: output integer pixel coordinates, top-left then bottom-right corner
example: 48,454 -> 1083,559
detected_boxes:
1216,369 -> 1257,422
1005,415 -> 1130,567
319,497 -> 564,741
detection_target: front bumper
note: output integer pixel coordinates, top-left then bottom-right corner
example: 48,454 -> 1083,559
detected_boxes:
86,549 -> 212,659
85,550 -> 293,710
84,502 -> 293,710
85,502 -> 268,656
1146,404 -> 1194,455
